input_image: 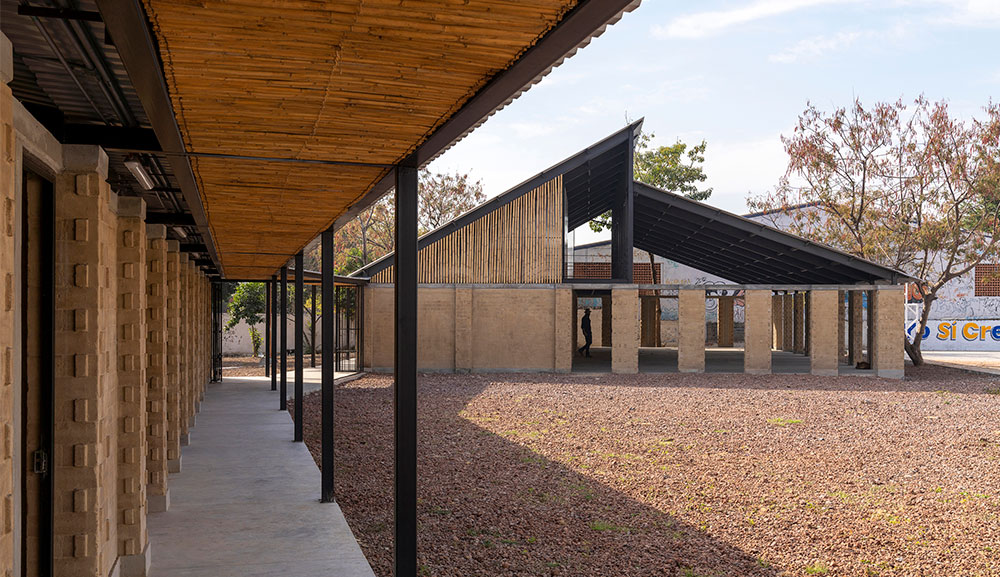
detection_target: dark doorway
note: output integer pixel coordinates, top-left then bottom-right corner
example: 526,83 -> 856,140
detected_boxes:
20,169 -> 54,577
334,284 -> 363,374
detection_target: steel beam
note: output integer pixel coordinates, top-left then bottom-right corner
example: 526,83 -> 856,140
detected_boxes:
145,212 -> 197,226
280,266 -> 288,410
321,227 -> 335,502
294,251 -> 305,442
61,124 -> 160,150
95,0 -> 223,272
394,156 -> 419,577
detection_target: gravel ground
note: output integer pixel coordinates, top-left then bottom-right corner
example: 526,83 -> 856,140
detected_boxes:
298,365 -> 1000,577
222,354 -> 311,377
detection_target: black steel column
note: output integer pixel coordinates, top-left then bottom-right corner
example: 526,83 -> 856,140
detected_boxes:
294,252 -> 305,441
280,266 -> 288,410
611,124 -> 636,282
311,284 -> 317,368
335,286 -> 341,373
321,226 -> 335,502
394,159 -> 418,577
265,280 -> 271,377
271,275 -> 278,391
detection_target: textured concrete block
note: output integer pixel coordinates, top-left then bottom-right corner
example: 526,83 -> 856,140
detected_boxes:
874,289 -> 905,379
809,290 -> 840,376
678,290 -> 706,373
744,290 -> 772,374
611,289 -> 639,374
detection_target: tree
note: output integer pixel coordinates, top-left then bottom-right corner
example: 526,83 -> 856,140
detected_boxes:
747,97 -> 1000,365
333,168 -> 485,274
225,282 -> 266,356
588,126 -> 713,346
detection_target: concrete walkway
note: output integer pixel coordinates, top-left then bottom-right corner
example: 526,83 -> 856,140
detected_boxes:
147,376 -> 375,577
922,351 -> 1000,375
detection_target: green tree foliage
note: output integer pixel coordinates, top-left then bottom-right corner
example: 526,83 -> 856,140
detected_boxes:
589,129 -> 712,233
225,282 -> 267,356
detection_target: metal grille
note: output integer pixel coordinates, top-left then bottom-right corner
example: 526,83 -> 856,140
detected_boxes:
335,285 -> 362,373
975,264 -> 1000,296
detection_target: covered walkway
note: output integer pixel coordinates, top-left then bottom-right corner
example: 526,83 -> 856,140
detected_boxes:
148,376 -> 374,577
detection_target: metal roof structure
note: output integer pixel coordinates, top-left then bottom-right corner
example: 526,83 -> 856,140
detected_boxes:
355,124 -> 910,285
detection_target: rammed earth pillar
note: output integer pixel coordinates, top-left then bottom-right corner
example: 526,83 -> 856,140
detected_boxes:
677,289 -> 706,373
145,224 -> 169,512
809,290 -> 839,376
744,290 -> 772,374
600,294 -> 612,347
54,145 -> 119,577
611,288 -> 639,373
554,287 -> 573,373
874,288 -> 905,379
115,197 -> 150,576
848,291 -> 863,364
178,254 -> 190,446
838,290 -> 846,362
165,241 -> 181,473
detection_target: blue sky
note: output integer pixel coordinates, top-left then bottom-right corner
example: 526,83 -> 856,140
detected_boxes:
428,0 -> 1000,243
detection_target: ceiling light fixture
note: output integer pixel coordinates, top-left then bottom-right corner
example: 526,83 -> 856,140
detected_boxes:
172,226 -> 188,240
123,155 -> 155,191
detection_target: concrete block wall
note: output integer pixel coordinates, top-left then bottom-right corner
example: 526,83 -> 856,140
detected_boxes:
874,289 -> 905,378
365,285 -> 574,373
611,289 -> 638,374
744,290 -> 772,374
178,255 -> 190,445
116,197 -> 150,574
677,289 -> 706,373
165,243 -> 181,474
53,149 -> 119,577
717,296 -> 735,347
0,54 -> 15,577
809,290 -> 839,376
2,55 -> 213,576
145,225 -> 169,513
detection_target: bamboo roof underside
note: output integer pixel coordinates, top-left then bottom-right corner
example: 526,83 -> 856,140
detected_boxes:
141,0 -> 603,279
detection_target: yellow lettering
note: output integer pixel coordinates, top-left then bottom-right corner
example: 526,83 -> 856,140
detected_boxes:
937,323 -> 950,340
963,323 -> 978,341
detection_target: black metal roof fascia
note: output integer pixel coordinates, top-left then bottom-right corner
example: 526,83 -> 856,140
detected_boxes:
332,0 -> 643,232
96,0 -> 222,272
633,208 -> 857,283
351,121 -> 642,278
633,182 -> 911,283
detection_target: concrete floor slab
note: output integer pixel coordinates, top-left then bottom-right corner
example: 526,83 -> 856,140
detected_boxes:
147,377 -> 375,577
576,346 -> 873,376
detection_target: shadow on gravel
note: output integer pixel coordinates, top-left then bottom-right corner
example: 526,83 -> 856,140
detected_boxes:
299,375 -> 781,577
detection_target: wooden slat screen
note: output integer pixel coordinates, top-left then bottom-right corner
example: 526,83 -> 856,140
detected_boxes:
371,176 -> 563,283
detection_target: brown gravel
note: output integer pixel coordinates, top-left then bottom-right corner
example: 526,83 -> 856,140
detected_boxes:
298,365 -> 1000,577
222,354 -> 313,377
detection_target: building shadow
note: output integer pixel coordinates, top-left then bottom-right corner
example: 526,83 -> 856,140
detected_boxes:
300,375 -> 781,577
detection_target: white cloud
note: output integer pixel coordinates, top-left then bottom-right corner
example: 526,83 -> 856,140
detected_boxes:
701,135 -> 790,214
932,0 -> 1000,26
769,30 -> 862,63
653,0 -> 859,39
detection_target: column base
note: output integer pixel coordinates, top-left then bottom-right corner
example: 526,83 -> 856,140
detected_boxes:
811,368 -> 838,377
876,369 -> 905,379
180,432 -> 190,446
744,368 -> 771,375
148,489 -> 170,513
195,400 -> 202,413
678,368 -> 704,374
189,414 -> 197,428
120,542 -> 152,577
168,457 -> 182,474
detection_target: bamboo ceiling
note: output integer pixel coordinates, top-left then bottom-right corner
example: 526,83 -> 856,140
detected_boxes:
142,0 -> 584,279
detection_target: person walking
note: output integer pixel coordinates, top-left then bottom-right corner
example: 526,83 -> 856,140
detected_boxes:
578,308 -> 593,357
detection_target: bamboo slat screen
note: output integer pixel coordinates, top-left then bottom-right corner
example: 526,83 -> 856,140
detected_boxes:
371,176 -> 563,284
141,0 -> 581,278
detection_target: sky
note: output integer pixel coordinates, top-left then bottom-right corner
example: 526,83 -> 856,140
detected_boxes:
427,0 -> 1000,244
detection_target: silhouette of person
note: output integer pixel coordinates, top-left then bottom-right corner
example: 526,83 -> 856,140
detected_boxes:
578,308 -> 593,357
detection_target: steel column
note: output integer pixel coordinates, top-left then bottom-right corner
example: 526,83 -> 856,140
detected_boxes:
311,284 -> 317,368
265,280 -> 271,377
321,227 -> 336,502
294,252 -> 305,442
271,275 -> 278,391
280,266 -> 288,410
394,157 -> 419,577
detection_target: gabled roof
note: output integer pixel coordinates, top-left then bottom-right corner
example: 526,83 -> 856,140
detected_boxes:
352,121 -> 641,278
633,183 -> 911,284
